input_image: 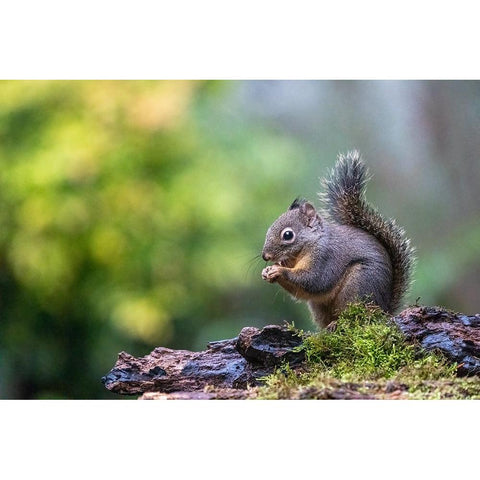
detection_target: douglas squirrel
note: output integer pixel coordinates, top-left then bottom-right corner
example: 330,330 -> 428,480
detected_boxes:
261,151 -> 415,328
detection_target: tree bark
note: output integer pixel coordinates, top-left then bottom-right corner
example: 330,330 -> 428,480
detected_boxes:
101,324 -> 304,399
101,307 -> 480,399
393,306 -> 480,375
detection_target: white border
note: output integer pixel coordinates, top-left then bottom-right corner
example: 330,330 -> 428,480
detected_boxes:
1,1 -> 478,79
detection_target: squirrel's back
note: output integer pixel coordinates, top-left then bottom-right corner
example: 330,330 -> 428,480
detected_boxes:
320,151 -> 415,312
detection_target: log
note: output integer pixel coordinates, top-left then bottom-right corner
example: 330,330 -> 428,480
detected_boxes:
101,324 -> 304,398
393,306 -> 480,375
102,307 -> 480,399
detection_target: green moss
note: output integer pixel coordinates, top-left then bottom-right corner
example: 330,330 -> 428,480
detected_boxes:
257,302 -> 478,400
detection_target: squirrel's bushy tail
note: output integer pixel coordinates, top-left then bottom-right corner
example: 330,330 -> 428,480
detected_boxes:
320,150 -> 415,313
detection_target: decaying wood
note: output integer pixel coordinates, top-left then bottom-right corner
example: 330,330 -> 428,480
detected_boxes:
101,324 -> 304,398
393,306 -> 480,375
102,306 -> 480,399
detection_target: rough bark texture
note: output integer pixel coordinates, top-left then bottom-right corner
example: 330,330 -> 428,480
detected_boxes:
101,324 -> 304,398
102,306 -> 480,399
393,306 -> 480,375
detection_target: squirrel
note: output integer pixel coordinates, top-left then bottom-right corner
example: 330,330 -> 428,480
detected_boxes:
261,151 -> 415,328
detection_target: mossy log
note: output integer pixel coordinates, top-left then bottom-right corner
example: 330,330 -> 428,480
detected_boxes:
102,306 -> 480,399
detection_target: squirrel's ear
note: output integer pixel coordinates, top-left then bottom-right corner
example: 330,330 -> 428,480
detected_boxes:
300,202 -> 322,228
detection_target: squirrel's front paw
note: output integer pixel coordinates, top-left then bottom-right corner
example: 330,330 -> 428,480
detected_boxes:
262,265 -> 282,283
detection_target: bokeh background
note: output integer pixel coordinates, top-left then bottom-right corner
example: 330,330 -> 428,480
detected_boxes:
0,80 -> 479,399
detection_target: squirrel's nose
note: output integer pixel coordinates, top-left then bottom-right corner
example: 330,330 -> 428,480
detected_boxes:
262,252 -> 273,262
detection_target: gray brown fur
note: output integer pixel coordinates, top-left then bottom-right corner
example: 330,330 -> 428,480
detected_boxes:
261,151 -> 414,328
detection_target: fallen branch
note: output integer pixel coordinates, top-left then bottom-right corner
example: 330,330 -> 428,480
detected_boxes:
101,325 -> 304,398
102,306 -> 480,399
393,306 -> 480,375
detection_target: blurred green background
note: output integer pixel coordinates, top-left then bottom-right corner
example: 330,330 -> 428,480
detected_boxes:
0,80 -> 479,399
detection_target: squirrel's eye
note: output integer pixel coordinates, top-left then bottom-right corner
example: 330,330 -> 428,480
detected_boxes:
281,228 -> 295,243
